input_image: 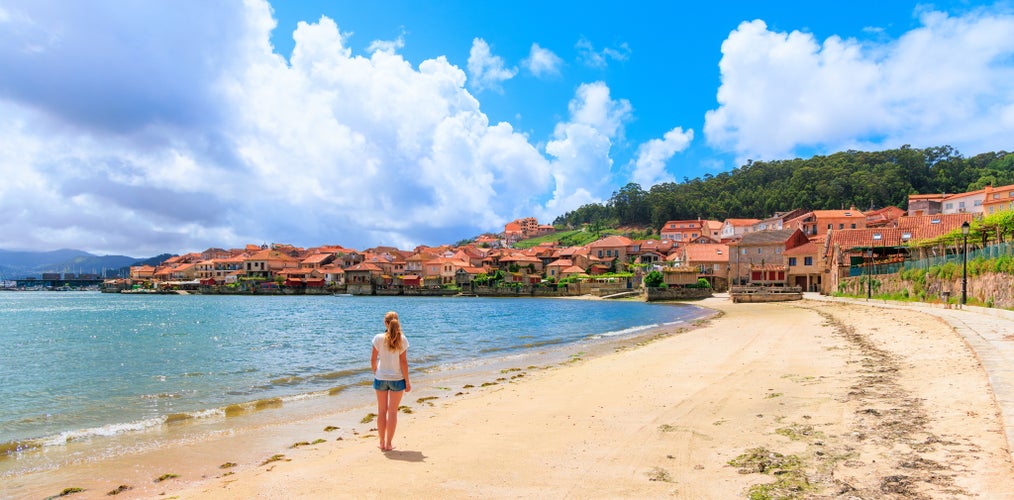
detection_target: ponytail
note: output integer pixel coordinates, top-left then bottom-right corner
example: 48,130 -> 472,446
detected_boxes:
384,311 -> 403,350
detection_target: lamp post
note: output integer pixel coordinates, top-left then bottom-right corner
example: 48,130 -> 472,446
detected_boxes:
872,232 -> 882,277
961,221 -> 970,306
866,248 -> 872,299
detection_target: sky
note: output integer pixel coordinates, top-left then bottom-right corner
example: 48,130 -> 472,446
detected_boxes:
1,1 -> 1013,257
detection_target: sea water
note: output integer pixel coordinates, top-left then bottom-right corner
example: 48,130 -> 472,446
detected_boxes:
0,291 -> 707,475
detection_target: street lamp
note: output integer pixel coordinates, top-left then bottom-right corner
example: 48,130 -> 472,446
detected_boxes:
872,232 -> 882,276
961,221 -> 970,306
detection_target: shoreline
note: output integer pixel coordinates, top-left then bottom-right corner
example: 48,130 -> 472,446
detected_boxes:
6,297 -> 1013,498
1,300 -> 714,499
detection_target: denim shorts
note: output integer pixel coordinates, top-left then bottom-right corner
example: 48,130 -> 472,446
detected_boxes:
373,379 -> 406,392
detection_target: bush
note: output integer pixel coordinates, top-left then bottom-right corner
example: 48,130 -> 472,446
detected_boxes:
644,271 -> 665,288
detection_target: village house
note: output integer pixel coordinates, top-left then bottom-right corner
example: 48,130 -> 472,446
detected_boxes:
677,243 -> 730,285
587,235 -> 634,271
344,262 -> 383,285
784,240 -> 822,292
659,219 -> 705,243
319,264 -> 345,286
864,206 -> 906,228
906,194 -> 945,216
244,249 -> 299,280
752,209 -> 808,232
300,252 -> 335,269
982,183 -> 1014,215
785,208 -> 866,238
728,228 -> 808,286
129,265 -> 156,281
635,239 -> 674,266
720,218 -> 761,241
545,258 -> 573,281
941,188 -> 986,215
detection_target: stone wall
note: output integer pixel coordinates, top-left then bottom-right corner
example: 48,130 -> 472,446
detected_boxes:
645,287 -> 713,302
838,272 -> 1014,309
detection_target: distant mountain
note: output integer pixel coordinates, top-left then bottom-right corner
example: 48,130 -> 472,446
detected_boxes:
0,249 -> 160,279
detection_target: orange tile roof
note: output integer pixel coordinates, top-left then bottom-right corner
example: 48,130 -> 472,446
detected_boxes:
683,243 -> 729,263
724,218 -> 761,226
589,235 -> 635,247
784,241 -> 819,256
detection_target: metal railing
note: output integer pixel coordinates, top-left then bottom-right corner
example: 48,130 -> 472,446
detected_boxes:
848,241 -> 1013,274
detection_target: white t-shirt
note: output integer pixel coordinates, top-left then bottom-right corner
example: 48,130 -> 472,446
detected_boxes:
372,333 -> 409,381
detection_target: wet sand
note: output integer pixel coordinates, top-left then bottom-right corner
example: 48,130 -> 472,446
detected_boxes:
9,297 -> 1013,499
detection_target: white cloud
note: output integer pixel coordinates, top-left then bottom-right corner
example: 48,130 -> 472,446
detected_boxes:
631,127 -> 694,187
575,37 -> 631,69
542,82 -> 632,218
466,37 -> 517,93
705,9 -> 1014,161
367,32 -> 405,54
2,1 -> 638,256
523,43 -> 562,78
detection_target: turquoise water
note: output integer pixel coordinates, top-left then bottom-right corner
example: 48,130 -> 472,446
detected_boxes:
0,292 -> 705,458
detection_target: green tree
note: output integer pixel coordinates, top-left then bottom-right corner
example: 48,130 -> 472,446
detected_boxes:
644,270 -> 665,288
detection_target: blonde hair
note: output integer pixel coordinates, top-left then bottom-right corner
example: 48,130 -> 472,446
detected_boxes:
384,311 -> 404,351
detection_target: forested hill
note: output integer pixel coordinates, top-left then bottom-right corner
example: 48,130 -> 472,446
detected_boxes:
553,145 -> 1014,230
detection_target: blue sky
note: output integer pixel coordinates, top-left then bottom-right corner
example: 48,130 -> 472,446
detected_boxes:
1,1 -> 1013,256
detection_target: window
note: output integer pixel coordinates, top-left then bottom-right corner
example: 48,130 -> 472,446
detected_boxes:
741,248 -> 747,255
974,200 -> 982,206
804,257 -> 813,266
993,194 -> 1001,200
757,248 -> 762,254
959,201 -> 966,208
838,223 -> 844,229
827,224 -> 832,230
945,203 -> 953,209
788,257 -> 797,266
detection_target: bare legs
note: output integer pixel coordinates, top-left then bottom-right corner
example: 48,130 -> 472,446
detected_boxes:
375,389 -> 405,451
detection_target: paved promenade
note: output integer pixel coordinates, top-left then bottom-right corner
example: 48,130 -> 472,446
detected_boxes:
807,293 -> 1014,462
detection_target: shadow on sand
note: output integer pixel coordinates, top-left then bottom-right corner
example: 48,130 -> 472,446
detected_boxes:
383,450 -> 426,462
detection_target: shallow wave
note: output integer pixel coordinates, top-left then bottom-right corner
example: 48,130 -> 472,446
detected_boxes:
589,323 -> 660,338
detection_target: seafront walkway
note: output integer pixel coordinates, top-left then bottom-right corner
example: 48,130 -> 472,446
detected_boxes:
806,292 -> 1014,462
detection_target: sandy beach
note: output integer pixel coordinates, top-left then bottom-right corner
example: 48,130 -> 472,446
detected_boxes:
9,296 -> 1013,499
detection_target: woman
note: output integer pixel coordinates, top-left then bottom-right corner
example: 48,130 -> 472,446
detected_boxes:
371,310 -> 410,452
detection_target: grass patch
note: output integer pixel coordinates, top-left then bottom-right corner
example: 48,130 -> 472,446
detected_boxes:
399,405 -> 413,414
324,425 -> 340,432
219,462 -> 237,469
106,485 -> 131,495
728,447 -> 813,499
261,454 -> 289,466
45,487 -> 84,499
765,392 -> 783,399
776,423 -> 821,441
154,473 -> 179,483
361,413 -> 377,424
646,467 -> 674,482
